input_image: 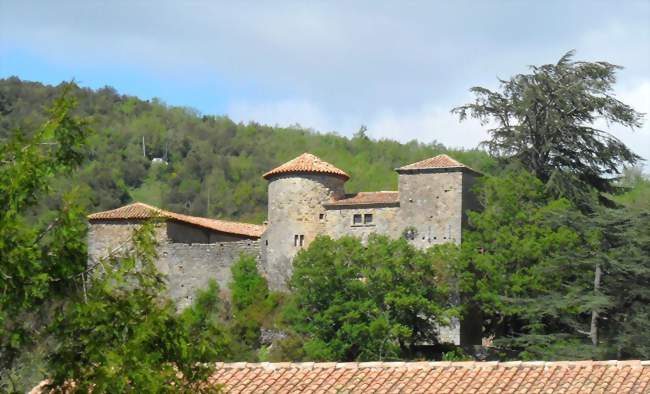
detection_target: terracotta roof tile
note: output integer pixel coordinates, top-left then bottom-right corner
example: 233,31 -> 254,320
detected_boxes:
87,201 -> 164,220
324,191 -> 400,207
88,202 -> 265,238
396,154 -> 481,174
200,361 -> 650,393
263,153 -> 350,180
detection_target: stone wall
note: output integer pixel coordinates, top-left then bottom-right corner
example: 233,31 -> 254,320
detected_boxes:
264,173 -> 346,290
88,220 -> 261,310
323,205 -> 401,242
397,170 -> 464,248
87,220 -> 168,264
158,240 -> 261,309
167,221 -> 255,243
395,169 -> 475,346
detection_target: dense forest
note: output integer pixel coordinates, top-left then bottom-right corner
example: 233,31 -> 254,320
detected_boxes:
0,77 -> 494,223
1,52 -> 649,392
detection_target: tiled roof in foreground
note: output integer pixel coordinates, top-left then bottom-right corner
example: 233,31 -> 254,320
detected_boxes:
325,191 -> 400,207
88,202 -> 265,238
397,154 -> 481,174
205,360 -> 650,393
263,153 -> 350,180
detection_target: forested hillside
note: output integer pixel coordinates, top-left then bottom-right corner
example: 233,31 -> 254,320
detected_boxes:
2,52 -> 650,392
0,77 -> 493,223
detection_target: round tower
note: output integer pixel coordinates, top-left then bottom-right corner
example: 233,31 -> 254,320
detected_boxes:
262,153 -> 348,290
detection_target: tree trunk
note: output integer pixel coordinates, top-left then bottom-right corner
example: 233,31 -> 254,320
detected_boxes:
590,263 -> 602,347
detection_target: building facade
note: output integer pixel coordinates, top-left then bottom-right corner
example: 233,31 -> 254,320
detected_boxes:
88,153 -> 481,344
260,153 -> 481,292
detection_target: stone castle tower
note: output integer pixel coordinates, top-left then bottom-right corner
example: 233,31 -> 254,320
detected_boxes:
261,153 -> 481,293
261,153 -> 349,289
87,152 -> 481,345
396,155 -> 481,249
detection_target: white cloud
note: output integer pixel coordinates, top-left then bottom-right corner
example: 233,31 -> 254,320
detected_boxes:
367,103 -> 488,148
1,1 -> 648,170
608,80 -> 650,167
227,99 -> 333,132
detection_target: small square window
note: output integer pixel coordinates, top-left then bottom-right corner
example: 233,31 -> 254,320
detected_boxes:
319,213 -> 325,220
364,214 -> 373,224
353,214 -> 362,225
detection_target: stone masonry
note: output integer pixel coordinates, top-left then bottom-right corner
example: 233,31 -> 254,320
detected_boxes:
88,153 -> 481,345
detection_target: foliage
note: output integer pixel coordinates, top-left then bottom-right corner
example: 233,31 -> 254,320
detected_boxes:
230,254 -> 269,312
285,235 -> 456,361
453,51 -> 648,360
458,167 -> 650,360
228,255 -> 281,356
48,223 -> 231,393
453,50 -> 643,206
0,87 -> 234,392
0,85 -> 91,390
0,77 -> 495,224
1,54 -> 649,380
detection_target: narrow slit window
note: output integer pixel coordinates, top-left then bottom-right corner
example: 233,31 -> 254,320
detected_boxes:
364,214 -> 373,224
353,214 -> 362,225
294,234 -> 299,246
299,234 -> 305,247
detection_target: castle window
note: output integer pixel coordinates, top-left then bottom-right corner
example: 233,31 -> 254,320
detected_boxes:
294,234 -> 299,246
364,214 -> 373,224
299,234 -> 305,247
353,214 -> 363,225
295,234 -> 305,247
319,213 -> 325,220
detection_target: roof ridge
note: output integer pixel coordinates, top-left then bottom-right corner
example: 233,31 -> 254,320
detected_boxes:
396,154 -> 481,174
262,152 -> 350,180
88,202 -> 264,238
213,360 -> 648,370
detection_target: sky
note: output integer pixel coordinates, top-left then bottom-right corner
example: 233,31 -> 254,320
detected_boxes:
1,1 -> 649,168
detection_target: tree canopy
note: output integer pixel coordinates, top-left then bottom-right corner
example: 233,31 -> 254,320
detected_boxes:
0,77 -> 494,224
453,51 -> 643,206
1,52 -> 648,390
284,235 -> 458,361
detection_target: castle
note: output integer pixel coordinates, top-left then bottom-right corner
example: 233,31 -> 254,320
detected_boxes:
88,153 -> 481,344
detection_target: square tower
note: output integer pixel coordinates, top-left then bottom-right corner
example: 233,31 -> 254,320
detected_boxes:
396,154 -> 481,249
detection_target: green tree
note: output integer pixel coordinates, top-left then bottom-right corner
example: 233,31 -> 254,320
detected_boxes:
48,223 -> 231,393
1,77 -> 494,223
230,254 -> 269,312
459,168 -> 650,360
587,206 -> 650,359
228,255 -> 281,355
285,235 -> 455,361
457,169 -> 591,357
452,51 -> 643,206
0,86 -> 91,387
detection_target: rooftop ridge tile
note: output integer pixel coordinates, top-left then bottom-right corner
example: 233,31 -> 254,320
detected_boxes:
263,152 -> 350,180
88,202 -> 265,238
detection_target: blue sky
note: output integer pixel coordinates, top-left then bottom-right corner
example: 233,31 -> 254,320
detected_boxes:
1,1 -> 649,167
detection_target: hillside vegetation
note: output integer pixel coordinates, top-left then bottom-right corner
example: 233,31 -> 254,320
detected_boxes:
0,77 -> 493,223
1,52 -> 649,392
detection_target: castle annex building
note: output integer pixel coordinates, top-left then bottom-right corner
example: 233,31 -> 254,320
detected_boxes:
88,153 -> 481,344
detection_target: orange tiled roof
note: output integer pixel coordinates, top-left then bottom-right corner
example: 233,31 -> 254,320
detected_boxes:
87,202 -> 265,238
325,191 -> 400,207
263,153 -> 350,180
397,154 -> 480,174
204,360 -> 650,393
